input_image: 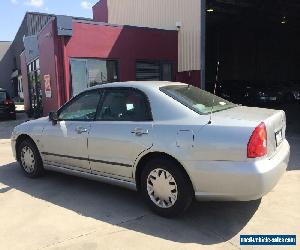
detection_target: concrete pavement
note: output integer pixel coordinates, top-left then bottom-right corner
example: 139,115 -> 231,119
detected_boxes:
0,114 -> 299,250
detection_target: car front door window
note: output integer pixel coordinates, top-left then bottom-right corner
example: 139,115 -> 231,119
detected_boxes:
59,91 -> 101,121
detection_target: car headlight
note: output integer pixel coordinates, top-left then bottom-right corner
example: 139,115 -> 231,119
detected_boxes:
11,128 -> 18,141
258,92 -> 265,97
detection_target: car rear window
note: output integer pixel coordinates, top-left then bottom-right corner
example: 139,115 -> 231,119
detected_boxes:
160,85 -> 237,115
0,91 -> 7,102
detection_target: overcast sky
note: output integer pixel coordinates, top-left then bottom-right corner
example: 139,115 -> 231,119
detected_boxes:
0,0 -> 99,41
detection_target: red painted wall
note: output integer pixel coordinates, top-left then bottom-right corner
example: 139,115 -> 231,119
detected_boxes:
37,21 -> 61,115
93,0 -> 108,22
63,21 -> 178,101
38,19 -> 178,115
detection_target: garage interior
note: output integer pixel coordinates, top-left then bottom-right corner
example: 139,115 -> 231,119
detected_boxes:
205,0 -> 300,134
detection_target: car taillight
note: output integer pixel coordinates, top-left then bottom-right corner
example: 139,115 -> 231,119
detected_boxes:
4,99 -> 14,105
247,122 -> 267,158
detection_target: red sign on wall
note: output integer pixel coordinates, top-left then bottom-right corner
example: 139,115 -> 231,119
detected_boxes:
44,75 -> 52,98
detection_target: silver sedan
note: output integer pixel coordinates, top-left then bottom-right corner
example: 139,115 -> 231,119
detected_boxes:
11,82 -> 290,217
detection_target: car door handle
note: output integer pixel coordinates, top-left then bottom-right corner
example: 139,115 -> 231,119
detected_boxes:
131,128 -> 149,136
75,127 -> 88,134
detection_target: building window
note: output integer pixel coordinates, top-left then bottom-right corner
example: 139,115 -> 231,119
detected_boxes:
161,63 -> 173,81
18,76 -> 24,101
136,61 -> 173,81
70,59 -> 119,96
27,58 -> 43,117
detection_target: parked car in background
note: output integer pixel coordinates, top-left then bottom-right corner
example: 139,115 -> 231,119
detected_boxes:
11,82 -> 290,217
208,80 -> 300,107
0,88 -> 16,120
247,81 -> 285,106
248,81 -> 300,105
285,81 -> 300,102
219,80 -> 252,105
207,80 -> 252,105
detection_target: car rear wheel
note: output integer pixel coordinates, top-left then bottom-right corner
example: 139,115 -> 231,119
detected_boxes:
17,139 -> 44,178
141,157 -> 194,217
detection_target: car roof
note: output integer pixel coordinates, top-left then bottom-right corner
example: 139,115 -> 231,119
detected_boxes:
88,81 -> 187,91
86,81 -> 200,122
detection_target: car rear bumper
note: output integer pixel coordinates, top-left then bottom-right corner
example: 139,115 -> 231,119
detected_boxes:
0,106 -> 16,118
256,97 -> 281,104
185,139 -> 290,201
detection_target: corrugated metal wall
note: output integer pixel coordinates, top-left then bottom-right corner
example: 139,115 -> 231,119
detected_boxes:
107,0 -> 201,72
26,13 -> 53,36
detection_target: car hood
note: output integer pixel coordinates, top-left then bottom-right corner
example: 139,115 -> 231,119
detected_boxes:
14,116 -> 49,134
22,116 -> 48,126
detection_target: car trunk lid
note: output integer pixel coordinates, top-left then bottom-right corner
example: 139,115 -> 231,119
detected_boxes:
213,106 -> 286,158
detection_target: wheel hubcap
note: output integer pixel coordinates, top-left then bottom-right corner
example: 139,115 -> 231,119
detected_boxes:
20,146 -> 35,173
147,168 -> 178,208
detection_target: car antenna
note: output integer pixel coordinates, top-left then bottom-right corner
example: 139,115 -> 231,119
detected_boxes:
208,60 -> 220,125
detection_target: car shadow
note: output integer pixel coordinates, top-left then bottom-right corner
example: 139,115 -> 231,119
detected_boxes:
0,162 -> 260,245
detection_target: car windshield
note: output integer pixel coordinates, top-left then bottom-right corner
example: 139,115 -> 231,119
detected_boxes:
0,91 -> 7,101
160,85 -> 237,115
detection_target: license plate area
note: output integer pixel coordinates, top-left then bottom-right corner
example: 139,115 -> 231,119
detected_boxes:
275,129 -> 283,147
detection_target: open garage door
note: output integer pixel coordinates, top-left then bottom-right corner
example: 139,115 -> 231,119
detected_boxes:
205,0 -> 300,135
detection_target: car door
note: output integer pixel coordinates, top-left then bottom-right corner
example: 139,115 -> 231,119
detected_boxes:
88,88 -> 153,179
40,90 -> 102,172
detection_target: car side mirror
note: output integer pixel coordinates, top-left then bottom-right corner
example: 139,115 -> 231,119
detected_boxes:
49,111 -> 58,125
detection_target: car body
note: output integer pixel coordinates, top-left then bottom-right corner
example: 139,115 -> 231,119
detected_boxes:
248,81 -> 285,105
285,81 -> 300,102
0,88 -> 16,120
11,81 -> 290,216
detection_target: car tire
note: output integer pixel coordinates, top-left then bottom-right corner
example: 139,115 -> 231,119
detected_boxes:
17,139 -> 44,178
141,157 -> 194,217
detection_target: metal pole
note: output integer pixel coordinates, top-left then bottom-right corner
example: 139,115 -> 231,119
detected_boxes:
200,0 -> 206,90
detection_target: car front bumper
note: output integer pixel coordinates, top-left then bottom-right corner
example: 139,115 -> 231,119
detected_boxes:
11,132 -> 17,160
0,106 -> 16,118
185,139 -> 290,201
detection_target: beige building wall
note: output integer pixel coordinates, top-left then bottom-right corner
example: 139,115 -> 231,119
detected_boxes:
107,0 -> 201,72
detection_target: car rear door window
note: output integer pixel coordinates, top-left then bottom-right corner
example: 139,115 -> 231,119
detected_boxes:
96,89 -> 152,121
58,91 -> 101,121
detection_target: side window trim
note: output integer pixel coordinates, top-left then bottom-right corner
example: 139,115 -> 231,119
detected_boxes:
57,89 -> 102,122
95,87 -> 153,122
95,90 -> 105,121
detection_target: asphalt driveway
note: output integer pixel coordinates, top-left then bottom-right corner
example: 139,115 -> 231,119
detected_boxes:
0,113 -> 299,250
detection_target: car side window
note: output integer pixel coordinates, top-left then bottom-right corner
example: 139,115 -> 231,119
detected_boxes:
96,89 -> 152,121
59,91 -> 101,121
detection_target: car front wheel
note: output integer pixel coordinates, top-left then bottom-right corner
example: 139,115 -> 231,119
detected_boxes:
17,139 -> 44,178
141,157 -> 194,217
